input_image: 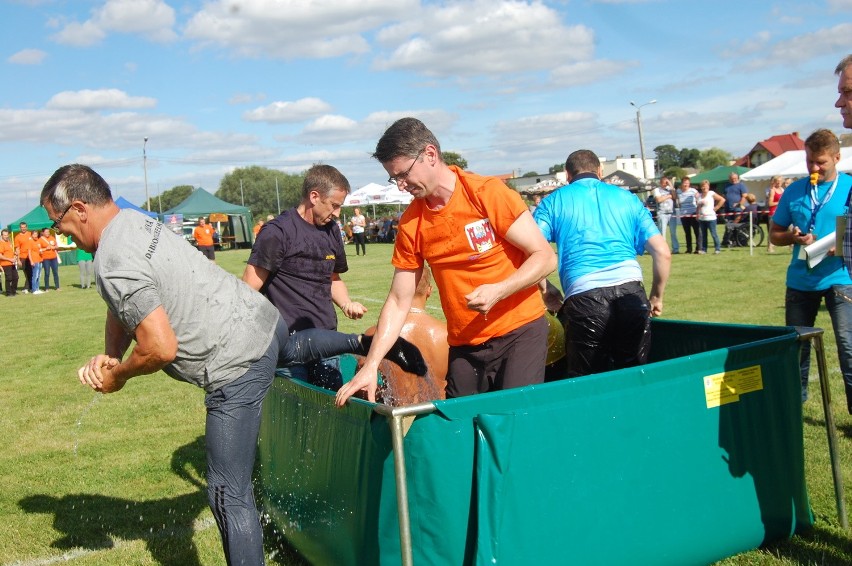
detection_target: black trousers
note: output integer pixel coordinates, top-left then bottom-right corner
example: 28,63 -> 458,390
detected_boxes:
559,280 -> 651,378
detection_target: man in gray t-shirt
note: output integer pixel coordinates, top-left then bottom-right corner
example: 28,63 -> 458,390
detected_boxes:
40,164 -> 426,565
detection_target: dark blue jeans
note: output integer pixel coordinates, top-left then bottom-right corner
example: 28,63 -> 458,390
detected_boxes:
785,286 -> 852,413
204,318 -> 361,564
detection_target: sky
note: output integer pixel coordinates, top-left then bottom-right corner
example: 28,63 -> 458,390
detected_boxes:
2,0 -> 852,226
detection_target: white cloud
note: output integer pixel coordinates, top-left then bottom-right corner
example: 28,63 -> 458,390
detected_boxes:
7,48 -> 47,65
296,109 -> 456,145
243,98 -> 333,123
51,0 -> 176,46
46,89 -> 157,111
184,0 -> 410,59
550,60 -> 634,88
374,0 -> 594,77
828,0 -> 852,11
738,23 -> 852,70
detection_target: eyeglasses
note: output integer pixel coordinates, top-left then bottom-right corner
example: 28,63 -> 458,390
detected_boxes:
51,203 -> 74,230
388,149 -> 424,186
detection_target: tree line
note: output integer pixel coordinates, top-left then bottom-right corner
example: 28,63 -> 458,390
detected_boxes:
146,145 -> 735,217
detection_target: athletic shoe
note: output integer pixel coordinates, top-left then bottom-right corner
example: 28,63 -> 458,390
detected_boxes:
714,250 -> 721,254
32,290 -> 45,295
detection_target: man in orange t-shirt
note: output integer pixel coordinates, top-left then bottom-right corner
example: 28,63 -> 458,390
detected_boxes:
337,117 -> 556,405
193,217 -> 216,261
28,231 -> 44,294
0,229 -> 19,296
39,228 -> 61,291
14,222 -> 33,293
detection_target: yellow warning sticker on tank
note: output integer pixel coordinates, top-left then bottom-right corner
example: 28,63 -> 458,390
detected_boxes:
703,365 -> 763,408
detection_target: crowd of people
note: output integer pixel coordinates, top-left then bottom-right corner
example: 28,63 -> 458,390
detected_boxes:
11,52 -> 851,566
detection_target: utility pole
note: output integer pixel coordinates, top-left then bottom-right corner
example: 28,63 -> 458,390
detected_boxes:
630,100 -> 656,180
143,137 -> 150,210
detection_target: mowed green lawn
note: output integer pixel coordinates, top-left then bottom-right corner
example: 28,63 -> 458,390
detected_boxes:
1,235 -> 851,565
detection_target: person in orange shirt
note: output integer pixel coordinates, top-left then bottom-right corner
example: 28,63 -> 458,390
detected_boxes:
0,229 -> 19,296
39,228 -> 61,291
193,217 -> 216,261
14,222 -> 32,293
28,231 -> 44,294
337,117 -> 556,405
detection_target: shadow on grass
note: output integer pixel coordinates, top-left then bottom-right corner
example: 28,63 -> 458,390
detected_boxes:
759,522 -> 852,565
18,436 -> 209,566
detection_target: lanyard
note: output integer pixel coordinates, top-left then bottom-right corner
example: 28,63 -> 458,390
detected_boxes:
807,176 -> 839,233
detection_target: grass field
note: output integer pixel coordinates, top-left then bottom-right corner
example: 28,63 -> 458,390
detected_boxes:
1,235 -> 852,565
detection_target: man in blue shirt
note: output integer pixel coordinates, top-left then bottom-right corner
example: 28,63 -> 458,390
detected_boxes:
770,128 -> 852,413
534,149 -> 671,377
724,172 -> 748,217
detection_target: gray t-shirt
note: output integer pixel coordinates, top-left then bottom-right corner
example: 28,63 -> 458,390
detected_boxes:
95,209 -> 280,392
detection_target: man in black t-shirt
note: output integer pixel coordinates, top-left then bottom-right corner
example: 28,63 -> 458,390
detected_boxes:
242,165 -> 367,389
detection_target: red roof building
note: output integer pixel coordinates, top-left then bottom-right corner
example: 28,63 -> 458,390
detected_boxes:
735,132 -> 804,167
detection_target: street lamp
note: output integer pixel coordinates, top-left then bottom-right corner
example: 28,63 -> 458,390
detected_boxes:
630,99 -> 656,180
143,137 -> 150,211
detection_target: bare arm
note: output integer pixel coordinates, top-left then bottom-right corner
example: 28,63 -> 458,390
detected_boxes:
713,193 -> 725,211
335,268 -> 418,406
79,307 -> 178,393
769,221 -> 814,248
241,263 -> 270,290
465,210 -> 556,315
644,234 -> 671,317
331,273 -> 367,319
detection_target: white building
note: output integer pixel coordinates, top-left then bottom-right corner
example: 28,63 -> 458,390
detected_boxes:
600,155 -> 656,181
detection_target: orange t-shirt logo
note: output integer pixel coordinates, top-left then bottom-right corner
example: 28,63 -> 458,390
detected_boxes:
464,218 -> 495,254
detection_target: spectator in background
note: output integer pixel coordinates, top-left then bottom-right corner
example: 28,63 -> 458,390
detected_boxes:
350,207 -> 367,255
651,176 -> 678,253
77,245 -> 94,289
39,228 -> 60,291
696,180 -> 725,254
742,193 -> 759,225
252,219 -> 264,238
193,217 -> 216,261
766,175 -> 785,253
28,230 -> 44,294
0,229 -> 18,296
724,172 -> 748,220
677,177 -> 700,254
14,222 -> 32,294
528,194 -> 542,214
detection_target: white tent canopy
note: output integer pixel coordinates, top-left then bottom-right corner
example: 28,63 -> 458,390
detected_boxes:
741,148 -> 852,181
343,182 -> 413,207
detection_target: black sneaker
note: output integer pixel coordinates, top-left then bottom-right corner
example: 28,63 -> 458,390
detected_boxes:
358,334 -> 428,376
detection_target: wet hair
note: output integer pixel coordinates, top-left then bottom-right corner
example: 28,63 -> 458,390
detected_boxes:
804,128 -> 840,155
835,54 -> 852,75
373,117 -> 441,163
41,164 -> 113,213
565,150 -> 600,177
302,164 -> 350,199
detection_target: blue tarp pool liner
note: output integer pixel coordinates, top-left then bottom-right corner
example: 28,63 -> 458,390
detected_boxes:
257,319 -> 814,565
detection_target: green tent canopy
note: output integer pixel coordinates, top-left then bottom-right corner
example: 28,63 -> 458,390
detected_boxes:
163,187 -> 254,247
690,165 -> 751,187
7,205 -> 52,232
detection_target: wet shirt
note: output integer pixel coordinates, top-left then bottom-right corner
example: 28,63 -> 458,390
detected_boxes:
393,166 -> 544,347
247,208 -> 347,332
96,209 -> 279,392
535,177 -> 658,298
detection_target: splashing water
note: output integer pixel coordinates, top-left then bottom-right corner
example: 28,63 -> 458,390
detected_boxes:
73,394 -> 101,455
376,359 -> 443,406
